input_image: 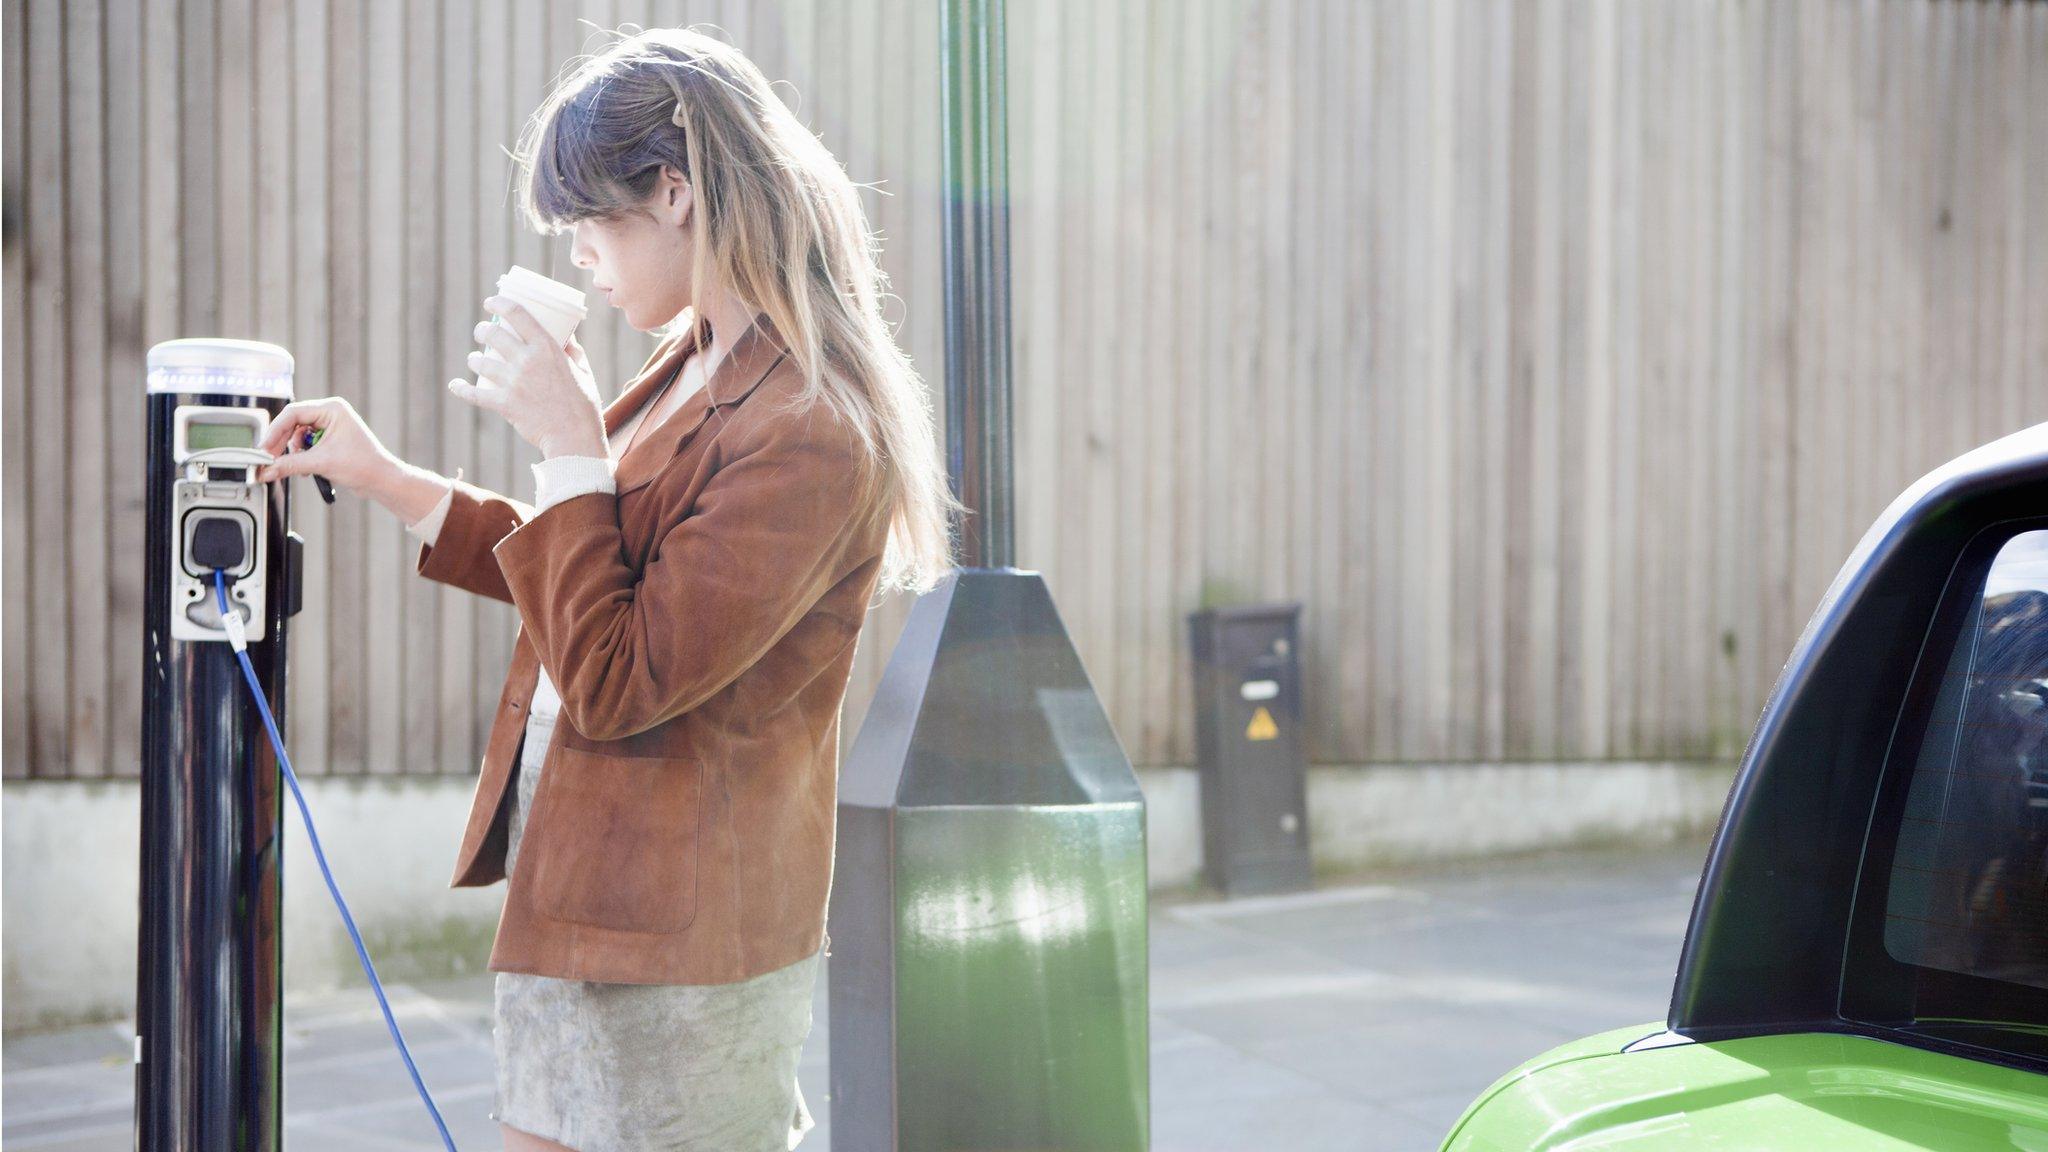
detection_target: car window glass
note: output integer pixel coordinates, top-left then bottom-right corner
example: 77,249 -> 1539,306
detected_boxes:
1884,529 -> 2048,991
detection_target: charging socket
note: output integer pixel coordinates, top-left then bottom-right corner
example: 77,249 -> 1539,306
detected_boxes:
168,405 -> 273,642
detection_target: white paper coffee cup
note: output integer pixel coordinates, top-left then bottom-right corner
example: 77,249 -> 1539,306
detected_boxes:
494,264 -> 588,346
473,265 -> 590,394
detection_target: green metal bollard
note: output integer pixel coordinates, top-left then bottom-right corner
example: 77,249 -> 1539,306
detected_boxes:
831,569 -> 1149,1150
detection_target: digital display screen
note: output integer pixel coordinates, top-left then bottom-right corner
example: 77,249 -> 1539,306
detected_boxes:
188,421 -> 256,452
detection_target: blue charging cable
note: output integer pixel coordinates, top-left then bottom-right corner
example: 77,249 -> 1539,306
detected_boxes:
213,568 -> 461,1151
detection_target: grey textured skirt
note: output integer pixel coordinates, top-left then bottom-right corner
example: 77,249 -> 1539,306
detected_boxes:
490,705 -> 820,1152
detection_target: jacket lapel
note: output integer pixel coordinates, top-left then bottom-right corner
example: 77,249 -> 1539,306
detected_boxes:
610,311 -> 793,493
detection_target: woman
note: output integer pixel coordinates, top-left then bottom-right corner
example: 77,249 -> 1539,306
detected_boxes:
255,25 -> 959,1151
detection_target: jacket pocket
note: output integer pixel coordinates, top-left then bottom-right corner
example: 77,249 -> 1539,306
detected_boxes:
524,745 -> 704,934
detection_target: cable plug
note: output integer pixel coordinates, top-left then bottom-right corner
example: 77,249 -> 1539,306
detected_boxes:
212,569 -> 249,653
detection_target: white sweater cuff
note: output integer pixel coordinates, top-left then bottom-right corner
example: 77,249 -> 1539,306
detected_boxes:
532,454 -> 618,512
404,471 -> 460,547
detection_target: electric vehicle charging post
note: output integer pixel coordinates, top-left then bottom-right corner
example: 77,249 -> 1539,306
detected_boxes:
139,339 -> 458,1151
139,339 -> 300,1150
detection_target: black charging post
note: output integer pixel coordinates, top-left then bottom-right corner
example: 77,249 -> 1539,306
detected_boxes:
137,338 -> 304,1150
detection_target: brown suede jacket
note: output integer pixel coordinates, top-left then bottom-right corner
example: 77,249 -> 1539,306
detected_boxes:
415,313 -> 892,984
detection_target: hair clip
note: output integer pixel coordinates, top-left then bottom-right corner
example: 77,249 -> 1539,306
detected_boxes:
672,99 -> 686,128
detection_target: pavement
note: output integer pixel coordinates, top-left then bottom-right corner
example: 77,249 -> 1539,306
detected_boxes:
4,841 -> 1708,1151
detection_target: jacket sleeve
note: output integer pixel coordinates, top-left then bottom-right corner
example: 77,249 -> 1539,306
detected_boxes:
414,477 -> 540,604
490,410 -> 878,742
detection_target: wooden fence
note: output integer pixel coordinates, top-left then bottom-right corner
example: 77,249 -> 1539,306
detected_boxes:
5,0 -> 2045,780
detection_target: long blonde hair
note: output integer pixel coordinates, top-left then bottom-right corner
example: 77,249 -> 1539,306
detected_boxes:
512,24 -> 960,597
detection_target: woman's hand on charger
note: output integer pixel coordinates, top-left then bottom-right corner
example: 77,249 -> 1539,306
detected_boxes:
255,396 -> 396,490
449,296 -> 608,460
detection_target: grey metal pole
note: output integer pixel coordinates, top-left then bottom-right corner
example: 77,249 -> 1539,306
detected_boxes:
939,0 -> 1015,569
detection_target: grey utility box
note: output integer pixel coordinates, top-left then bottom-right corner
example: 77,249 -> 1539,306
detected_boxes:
1187,603 -> 1312,896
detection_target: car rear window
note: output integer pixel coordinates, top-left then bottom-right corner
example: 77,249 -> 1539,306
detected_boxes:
1883,528 -> 2048,991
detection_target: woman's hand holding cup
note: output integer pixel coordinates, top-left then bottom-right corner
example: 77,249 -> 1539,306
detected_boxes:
449,295 -> 607,460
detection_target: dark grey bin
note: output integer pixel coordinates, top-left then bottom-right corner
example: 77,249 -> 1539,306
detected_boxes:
1187,602 -> 1313,896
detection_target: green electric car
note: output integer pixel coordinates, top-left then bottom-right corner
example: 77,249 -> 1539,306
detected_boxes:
1443,426 -> 2048,1150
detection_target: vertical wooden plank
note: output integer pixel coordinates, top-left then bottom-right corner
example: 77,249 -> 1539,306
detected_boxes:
1578,0 -> 1617,758
1171,0 -> 1196,758
1314,0 -> 1356,761
1122,0 -> 1155,754
362,0 -> 405,775
327,0 -> 367,776
1088,0 -> 1120,745
1862,0 -> 1895,642
2024,0 -> 2048,460
438,0 -> 478,779
1261,0 -> 1297,611
1835,0 -> 1867,586
1480,0 -> 1513,759
1754,0 -> 1799,727
2,0 -> 32,776
1366,0 -> 1405,759
1554,0 -> 1590,759
1971,0 -> 2010,441
1194,0 -> 1221,708
1641,0 -> 1674,755
1954,0 -> 1985,448
143,0 -> 182,349
1711,0 -> 1756,751
1525,0 -> 1562,759
218,0 -> 254,335
1422,0 -> 1458,759
1444,0 -> 1502,760
1934,0 -> 1965,451
1607,0 -> 1643,758
1112,0 -> 1142,751
1905,0 -> 1937,496
1683,0 -> 1713,757
293,0 -> 333,773
1335,0 -> 1376,760
1991,0 -> 2025,439
400,0 -> 443,769
1650,0 -> 1680,756
182,0 -> 218,336
1287,0 -> 1315,757
1008,0 -> 1043,654
1681,0 -> 1714,756
1646,0 -> 1679,754
469,0 -> 514,741
65,0 -> 109,777
1788,0 -> 1824,668
106,0 -> 148,778
25,0 -> 67,777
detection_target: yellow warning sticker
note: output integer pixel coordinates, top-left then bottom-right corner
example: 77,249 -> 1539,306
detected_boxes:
1245,706 -> 1278,741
